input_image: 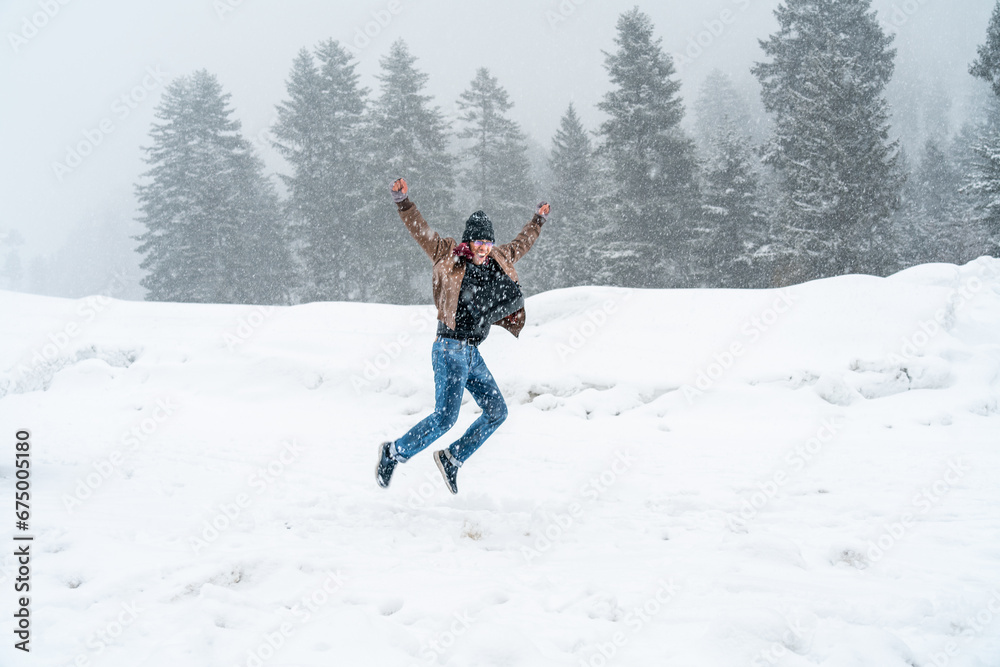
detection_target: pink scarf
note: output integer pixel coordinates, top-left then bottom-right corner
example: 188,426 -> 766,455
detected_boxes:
453,242 -> 475,260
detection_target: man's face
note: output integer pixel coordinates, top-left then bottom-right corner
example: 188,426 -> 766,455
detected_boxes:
471,240 -> 493,265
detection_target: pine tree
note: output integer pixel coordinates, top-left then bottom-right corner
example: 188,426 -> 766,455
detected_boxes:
971,2 -> 1000,98
961,117 -> 1000,258
597,7 -> 700,288
134,70 -> 290,304
966,5 -> 1000,258
693,70 -> 754,155
909,140 -> 963,263
951,115 -> 994,261
752,0 -> 902,278
699,126 -> 770,288
692,70 -> 771,287
0,230 -> 24,291
272,40 -> 368,302
545,103 -> 597,289
364,39 -> 456,303
456,68 -> 534,240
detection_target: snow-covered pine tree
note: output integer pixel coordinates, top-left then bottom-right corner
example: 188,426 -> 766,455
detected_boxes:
961,121 -> 1000,257
699,125 -> 770,288
692,70 -> 770,288
752,0 -> 902,278
693,70 -> 754,156
950,112 -> 994,260
597,7 -> 699,288
544,103 -> 597,290
971,2 -> 1000,99
897,139 -> 965,265
918,142 -> 951,218
888,77 -> 953,267
456,68 -> 534,240
363,39 -> 456,303
272,40 -> 368,302
0,229 -> 24,291
134,70 -> 290,304
369,40 -> 456,226
966,6 -> 1000,257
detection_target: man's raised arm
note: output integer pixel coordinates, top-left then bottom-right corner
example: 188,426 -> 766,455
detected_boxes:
391,178 -> 452,264
499,201 -> 550,265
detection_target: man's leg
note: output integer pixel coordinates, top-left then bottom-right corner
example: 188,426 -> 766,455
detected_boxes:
446,347 -> 508,465
393,339 -> 469,462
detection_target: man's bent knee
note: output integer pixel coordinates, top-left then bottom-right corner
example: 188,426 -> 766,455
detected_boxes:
490,400 -> 508,425
432,406 -> 461,431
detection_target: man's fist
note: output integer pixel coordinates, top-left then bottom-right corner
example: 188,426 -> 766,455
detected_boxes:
536,201 -> 550,221
391,178 -> 408,203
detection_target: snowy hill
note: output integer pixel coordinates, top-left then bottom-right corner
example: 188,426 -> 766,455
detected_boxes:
1,258 -> 999,667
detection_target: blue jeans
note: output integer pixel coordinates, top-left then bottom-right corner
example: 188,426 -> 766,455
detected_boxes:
393,338 -> 508,465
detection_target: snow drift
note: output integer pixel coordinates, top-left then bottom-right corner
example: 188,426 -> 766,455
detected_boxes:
1,258 -> 999,666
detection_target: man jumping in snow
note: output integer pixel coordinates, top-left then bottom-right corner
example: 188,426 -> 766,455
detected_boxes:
376,177 -> 550,494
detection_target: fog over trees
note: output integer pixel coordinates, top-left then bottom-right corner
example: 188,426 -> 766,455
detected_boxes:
4,1 -> 998,303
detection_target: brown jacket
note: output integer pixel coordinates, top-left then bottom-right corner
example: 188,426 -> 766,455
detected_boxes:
397,200 -> 544,338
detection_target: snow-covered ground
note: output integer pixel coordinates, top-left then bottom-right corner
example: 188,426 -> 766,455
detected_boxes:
1,258 -> 999,667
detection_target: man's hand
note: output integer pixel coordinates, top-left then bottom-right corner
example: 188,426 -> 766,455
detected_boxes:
391,178 -> 409,203
536,201 -> 550,222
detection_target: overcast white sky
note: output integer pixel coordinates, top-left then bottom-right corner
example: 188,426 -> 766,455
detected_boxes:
0,0 -> 993,265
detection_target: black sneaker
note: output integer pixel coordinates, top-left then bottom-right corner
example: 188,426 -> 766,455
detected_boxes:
433,450 -> 459,494
376,441 -> 398,489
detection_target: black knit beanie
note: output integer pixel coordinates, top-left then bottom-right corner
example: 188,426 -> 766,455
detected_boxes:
461,210 -> 495,243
